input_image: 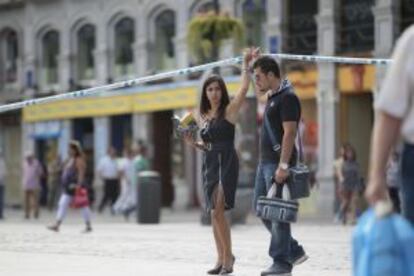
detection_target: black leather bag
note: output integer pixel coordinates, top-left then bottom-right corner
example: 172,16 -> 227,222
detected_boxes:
263,111 -> 310,199
257,181 -> 298,223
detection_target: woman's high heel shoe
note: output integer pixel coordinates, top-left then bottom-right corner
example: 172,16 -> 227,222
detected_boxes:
219,255 -> 235,275
207,264 -> 222,275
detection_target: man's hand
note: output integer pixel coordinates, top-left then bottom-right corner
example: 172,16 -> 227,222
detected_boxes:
242,47 -> 260,68
274,167 -> 289,184
365,176 -> 389,205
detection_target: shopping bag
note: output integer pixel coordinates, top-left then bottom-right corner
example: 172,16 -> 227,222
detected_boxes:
70,186 -> 89,209
352,202 -> 414,276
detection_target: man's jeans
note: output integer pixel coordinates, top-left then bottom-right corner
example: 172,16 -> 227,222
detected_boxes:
401,143 -> 414,225
253,162 -> 303,267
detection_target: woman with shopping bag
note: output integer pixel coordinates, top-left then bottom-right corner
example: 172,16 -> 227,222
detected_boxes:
47,140 -> 93,233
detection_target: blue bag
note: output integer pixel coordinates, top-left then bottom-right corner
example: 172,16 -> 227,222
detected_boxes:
352,206 -> 414,276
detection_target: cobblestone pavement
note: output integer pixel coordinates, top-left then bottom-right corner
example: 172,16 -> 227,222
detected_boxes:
0,209 -> 352,276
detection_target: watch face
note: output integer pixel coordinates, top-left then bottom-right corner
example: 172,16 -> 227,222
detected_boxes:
280,163 -> 288,170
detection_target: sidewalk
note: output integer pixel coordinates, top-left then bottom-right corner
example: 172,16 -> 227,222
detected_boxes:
0,209 -> 352,276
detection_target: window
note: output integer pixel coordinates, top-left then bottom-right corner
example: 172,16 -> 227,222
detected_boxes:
77,24 -> 95,81
284,0 -> 317,55
0,29 -> 18,85
338,0 -> 374,54
41,30 -> 59,86
114,18 -> 134,78
242,0 -> 267,48
154,10 -> 176,71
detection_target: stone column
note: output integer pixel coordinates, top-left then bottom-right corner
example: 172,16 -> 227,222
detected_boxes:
21,123 -> 34,155
58,29 -> 71,92
373,0 -> 399,98
265,0 -> 286,53
175,1 -> 190,71
315,0 -> 338,219
58,120 -> 71,160
93,117 -> 109,169
133,8 -> 147,77
22,3 -> 37,96
132,113 -> 151,145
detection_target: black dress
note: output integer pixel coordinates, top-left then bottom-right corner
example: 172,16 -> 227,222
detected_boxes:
200,118 -> 239,211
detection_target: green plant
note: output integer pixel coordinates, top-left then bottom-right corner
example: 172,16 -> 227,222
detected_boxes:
187,11 -> 244,63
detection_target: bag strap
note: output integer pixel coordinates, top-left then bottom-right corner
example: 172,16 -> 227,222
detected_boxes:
264,102 -> 305,164
267,178 -> 291,200
263,111 -> 281,152
296,121 -> 305,164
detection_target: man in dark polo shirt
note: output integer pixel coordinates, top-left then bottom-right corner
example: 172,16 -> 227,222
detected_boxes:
252,56 -> 307,276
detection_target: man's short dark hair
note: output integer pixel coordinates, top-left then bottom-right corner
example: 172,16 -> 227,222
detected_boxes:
252,56 -> 281,78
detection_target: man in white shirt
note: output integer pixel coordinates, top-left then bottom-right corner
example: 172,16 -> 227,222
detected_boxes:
0,151 -> 6,220
365,25 -> 414,225
97,147 -> 120,214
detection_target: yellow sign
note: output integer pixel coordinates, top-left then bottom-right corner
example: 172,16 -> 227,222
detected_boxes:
23,94 -> 133,122
287,70 -> 318,99
338,65 -> 375,93
23,76 -> 316,123
133,88 -> 197,113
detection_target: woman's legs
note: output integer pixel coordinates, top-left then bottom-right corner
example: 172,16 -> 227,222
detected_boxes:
210,187 -> 224,268
211,185 -> 233,269
48,194 -> 72,231
339,189 -> 352,224
81,206 -> 92,232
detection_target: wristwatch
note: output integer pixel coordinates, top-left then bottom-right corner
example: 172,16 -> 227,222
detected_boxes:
279,162 -> 289,170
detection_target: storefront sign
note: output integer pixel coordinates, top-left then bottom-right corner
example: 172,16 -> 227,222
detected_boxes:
338,64 -> 375,93
30,120 -> 61,139
287,69 -> 317,99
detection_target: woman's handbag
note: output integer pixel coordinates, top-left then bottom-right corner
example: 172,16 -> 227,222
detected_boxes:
256,180 -> 299,223
263,112 -> 310,199
70,186 -> 89,209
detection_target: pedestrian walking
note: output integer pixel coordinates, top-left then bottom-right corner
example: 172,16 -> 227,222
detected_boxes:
0,151 -> 6,220
22,152 -> 43,219
47,140 -> 92,233
336,144 -> 361,225
252,55 -> 307,276
97,147 -> 120,214
38,161 -> 48,207
113,147 -> 136,219
183,48 -> 255,275
365,25 -> 414,225
333,143 -> 348,222
47,154 -> 62,210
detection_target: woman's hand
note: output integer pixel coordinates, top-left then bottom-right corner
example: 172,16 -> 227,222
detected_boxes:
183,132 -> 195,145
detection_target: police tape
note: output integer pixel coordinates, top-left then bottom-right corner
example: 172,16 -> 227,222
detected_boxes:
0,53 -> 391,114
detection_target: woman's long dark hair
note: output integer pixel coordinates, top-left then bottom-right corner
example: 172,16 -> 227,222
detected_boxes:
199,75 -> 230,119
344,144 -> 357,162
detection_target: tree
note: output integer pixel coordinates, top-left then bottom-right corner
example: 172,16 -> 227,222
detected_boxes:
187,10 -> 244,64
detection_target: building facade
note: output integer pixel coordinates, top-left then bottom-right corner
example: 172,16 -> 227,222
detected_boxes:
0,0 -> 413,215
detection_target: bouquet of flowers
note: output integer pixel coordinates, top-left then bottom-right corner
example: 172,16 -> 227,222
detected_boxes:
172,112 -> 198,139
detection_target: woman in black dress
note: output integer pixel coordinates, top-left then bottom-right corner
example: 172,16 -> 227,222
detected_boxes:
185,48 -> 256,275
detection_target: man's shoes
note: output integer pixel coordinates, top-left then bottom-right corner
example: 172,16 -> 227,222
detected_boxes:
261,263 -> 292,276
290,249 -> 309,266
